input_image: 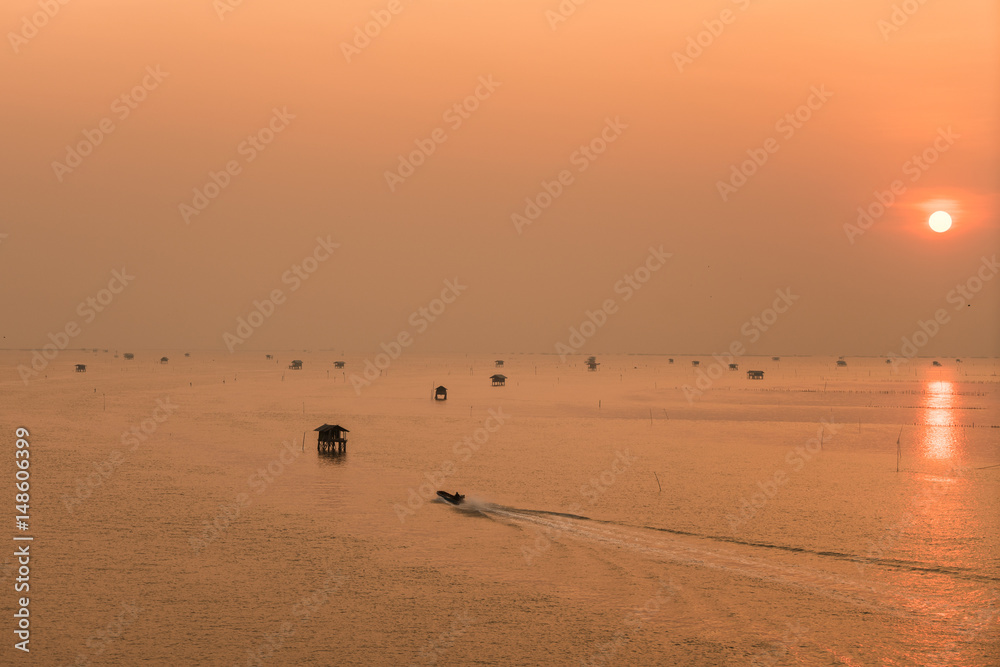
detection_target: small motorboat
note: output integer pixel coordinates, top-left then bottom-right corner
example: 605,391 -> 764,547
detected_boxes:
436,491 -> 465,506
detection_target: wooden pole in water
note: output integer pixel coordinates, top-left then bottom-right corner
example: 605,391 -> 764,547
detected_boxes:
654,472 -> 662,493
896,426 -> 903,472
649,408 -> 653,426
302,432 -> 305,452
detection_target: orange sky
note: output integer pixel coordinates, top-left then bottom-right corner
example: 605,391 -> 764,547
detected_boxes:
1,0 -> 997,356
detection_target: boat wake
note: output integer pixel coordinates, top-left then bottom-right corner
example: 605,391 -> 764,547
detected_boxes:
473,502 -> 994,620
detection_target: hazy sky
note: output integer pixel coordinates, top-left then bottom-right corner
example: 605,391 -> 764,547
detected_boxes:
2,0 -> 997,357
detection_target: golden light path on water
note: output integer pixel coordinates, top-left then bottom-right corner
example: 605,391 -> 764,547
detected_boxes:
921,380 -> 960,460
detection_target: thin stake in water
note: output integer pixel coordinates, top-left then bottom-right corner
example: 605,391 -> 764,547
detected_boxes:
896,426 -> 903,473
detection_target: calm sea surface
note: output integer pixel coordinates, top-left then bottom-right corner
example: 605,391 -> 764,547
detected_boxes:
2,352 -> 998,666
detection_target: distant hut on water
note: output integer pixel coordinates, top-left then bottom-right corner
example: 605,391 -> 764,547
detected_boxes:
495,360 -> 504,368
289,360 -> 303,370
434,385 -> 447,401
314,424 -> 349,453
123,353 -> 134,360
729,363 -> 739,371
747,370 -> 764,380
160,357 -> 169,364
490,374 -> 507,386
75,364 -> 87,373
334,361 -> 345,369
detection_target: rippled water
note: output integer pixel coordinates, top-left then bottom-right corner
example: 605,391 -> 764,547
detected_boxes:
2,352 -> 998,665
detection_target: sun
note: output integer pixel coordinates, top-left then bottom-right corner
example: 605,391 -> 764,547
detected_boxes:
928,210 -> 952,233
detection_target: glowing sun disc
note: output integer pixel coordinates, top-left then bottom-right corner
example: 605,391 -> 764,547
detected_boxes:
929,211 -> 952,233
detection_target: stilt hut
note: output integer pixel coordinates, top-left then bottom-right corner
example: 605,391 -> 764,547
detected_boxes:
729,363 -> 739,371
123,353 -> 134,360
265,354 -> 273,360
668,358 -> 674,364
747,370 -> 764,380
334,361 -> 345,368
160,357 -> 169,364
932,361 -> 942,367
495,360 -> 504,367
75,364 -> 87,372
490,374 -> 507,386
836,360 -> 847,367
772,356 -> 780,361
289,360 -> 303,370
315,424 -> 349,453
434,385 -> 447,400
691,360 -> 700,367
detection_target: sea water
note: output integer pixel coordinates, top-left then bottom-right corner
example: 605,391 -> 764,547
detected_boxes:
1,352 -> 997,665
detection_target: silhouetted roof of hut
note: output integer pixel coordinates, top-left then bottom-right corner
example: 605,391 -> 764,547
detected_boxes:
314,424 -> 349,433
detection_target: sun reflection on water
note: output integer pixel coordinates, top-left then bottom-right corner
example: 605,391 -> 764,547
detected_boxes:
920,380 -> 961,461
